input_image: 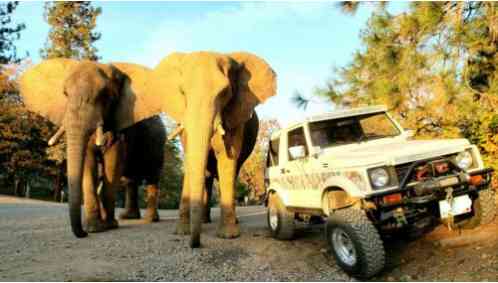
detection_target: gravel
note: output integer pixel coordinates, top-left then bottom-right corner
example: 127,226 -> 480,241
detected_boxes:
0,196 -> 349,282
2,195 -> 498,281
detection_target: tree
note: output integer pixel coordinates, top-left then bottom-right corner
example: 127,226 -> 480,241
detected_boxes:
0,97 -> 58,195
40,2 -> 101,61
239,119 -> 281,203
0,2 -> 59,195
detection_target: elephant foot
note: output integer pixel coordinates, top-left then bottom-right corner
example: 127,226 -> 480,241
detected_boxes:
217,223 -> 240,239
119,209 -> 141,220
175,222 -> 191,235
144,209 -> 160,223
85,218 -> 107,233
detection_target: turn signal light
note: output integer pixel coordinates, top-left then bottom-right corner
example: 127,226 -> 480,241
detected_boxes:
383,193 -> 402,204
469,175 -> 484,186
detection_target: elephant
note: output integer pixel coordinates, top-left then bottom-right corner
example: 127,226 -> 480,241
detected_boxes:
118,115 -> 166,222
143,51 -> 277,247
19,59 -> 163,237
202,112 -> 259,223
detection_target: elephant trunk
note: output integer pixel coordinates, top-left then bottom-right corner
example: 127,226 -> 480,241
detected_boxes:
186,104 -> 216,248
66,121 -> 90,238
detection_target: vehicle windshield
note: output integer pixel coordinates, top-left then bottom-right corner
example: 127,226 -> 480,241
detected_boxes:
309,112 -> 400,148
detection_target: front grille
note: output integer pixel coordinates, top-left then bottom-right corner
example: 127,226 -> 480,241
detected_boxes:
395,154 -> 458,185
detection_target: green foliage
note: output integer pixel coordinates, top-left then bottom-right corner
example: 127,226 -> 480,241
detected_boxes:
235,180 -> 249,204
157,137 -> 184,209
40,1 -> 102,60
0,2 -> 25,65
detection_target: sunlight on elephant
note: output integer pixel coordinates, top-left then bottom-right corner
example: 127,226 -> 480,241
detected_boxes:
144,52 -> 277,247
19,59 -> 163,237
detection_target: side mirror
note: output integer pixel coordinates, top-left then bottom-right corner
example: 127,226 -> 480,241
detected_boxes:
289,145 -> 306,160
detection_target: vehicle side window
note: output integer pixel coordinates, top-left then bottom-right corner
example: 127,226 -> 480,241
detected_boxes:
269,138 -> 279,166
288,127 -> 308,161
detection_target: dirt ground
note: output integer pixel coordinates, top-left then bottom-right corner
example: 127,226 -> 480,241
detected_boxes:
1,195 -> 498,281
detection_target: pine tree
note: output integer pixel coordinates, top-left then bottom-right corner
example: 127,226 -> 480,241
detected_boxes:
40,1 -> 101,60
0,1 -> 25,96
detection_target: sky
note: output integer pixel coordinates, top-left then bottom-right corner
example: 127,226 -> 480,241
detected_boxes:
14,1 -> 406,127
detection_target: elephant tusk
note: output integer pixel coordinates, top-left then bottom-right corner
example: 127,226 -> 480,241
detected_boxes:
48,126 -> 65,146
95,124 -> 105,147
215,123 -> 226,136
213,113 -> 226,136
167,124 -> 184,140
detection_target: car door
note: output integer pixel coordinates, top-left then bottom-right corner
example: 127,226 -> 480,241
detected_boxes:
279,126 -> 315,207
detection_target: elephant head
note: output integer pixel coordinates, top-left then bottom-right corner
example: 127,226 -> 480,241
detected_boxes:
146,51 -> 277,247
19,59 -> 152,238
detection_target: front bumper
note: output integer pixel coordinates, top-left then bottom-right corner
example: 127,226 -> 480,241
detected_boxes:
369,167 -> 493,200
365,167 -> 493,231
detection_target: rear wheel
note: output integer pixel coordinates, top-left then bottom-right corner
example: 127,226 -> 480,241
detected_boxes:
326,208 -> 385,279
267,192 -> 295,240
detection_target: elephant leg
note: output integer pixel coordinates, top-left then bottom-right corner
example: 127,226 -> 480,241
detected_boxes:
82,147 -> 106,233
144,184 -> 160,223
119,180 -> 141,219
100,141 -> 124,230
214,130 -> 243,239
175,172 -> 191,235
202,176 -> 213,223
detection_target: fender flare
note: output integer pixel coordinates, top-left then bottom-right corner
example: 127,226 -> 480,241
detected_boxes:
320,176 -> 365,215
265,186 -> 292,207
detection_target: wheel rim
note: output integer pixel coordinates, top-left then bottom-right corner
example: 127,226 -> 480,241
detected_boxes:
269,207 -> 278,230
331,227 -> 357,266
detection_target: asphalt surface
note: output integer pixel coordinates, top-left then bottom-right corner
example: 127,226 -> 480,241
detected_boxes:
1,195 -> 498,281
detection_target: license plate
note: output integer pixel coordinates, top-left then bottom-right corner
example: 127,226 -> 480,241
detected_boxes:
439,195 -> 472,219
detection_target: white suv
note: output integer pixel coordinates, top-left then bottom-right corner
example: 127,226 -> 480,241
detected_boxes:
265,105 -> 495,278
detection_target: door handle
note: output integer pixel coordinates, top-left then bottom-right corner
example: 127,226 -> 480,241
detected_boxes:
280,168 -> 290,174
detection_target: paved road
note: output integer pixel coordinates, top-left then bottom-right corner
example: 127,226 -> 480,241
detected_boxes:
1,195 -> 498,281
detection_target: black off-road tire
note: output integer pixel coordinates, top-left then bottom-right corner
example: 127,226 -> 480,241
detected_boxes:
267,192 -> 295,240
326,208 -> 385,279
462,188 -> 496,229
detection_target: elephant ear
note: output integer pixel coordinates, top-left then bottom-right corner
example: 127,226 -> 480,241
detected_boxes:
225,52 -> 277,130
19,58 -> 80,125
145,52 -> 186,123
110,62 -> 158,131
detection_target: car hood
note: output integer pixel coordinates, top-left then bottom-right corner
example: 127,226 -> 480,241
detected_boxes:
319,138 -> 471,168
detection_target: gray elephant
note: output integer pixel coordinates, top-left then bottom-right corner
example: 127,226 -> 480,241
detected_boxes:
19,59 -> 164,237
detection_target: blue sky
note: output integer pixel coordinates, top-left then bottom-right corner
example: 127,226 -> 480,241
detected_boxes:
14,2 -> 406,127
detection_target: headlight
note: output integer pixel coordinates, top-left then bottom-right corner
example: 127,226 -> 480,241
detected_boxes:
455,151 -> 473,170
369,167 -> 390,187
